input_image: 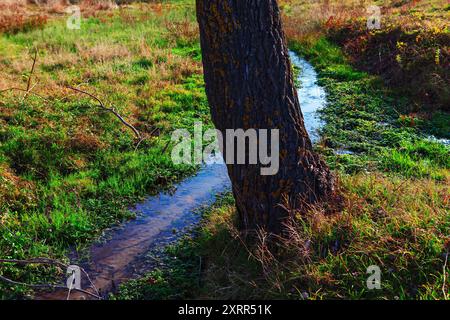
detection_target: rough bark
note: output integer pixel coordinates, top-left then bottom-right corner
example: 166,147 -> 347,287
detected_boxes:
196,0 -> 335,233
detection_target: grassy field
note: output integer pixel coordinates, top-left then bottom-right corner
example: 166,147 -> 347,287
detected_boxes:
0,0 -> 449,300
114,0 -> 449,300
0,0 -> 207,298
114,37 -> 449,300
281,0 -> 450,114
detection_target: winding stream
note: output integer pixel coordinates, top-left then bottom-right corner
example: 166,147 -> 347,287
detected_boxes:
38,51 -> 327,300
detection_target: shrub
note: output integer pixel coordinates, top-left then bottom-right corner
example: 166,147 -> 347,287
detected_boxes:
326,19 -> 449,112
0,13 -> 48,35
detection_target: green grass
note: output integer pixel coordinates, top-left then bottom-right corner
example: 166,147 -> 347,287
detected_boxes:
1,0 -> 448,301
114,37 -> 449,301
291,38 -> 449,180
0,1 -> 208,299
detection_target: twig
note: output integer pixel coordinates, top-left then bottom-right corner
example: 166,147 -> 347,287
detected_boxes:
24,49 -> 38,99
80,267 -> 100,297
133,127 -> 159,152
134,136 -> 146,152
0,258 -> 101,300
0,258 -> 67,269
161,139 -> 172,154
443,251 -> 449,300
0,87 -> 48,101
26,49 -> 38,92
65,85 -> 141,140
0,275 -> 101,300
0,49 -> 40,102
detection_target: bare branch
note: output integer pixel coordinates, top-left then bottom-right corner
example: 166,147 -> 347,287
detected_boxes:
0,274 -> 102,300
65,85 -> 142,140
0,258 -> 101,300
0,258 -> 67,269
0,87 -> 48,101
24,49 -> 38,99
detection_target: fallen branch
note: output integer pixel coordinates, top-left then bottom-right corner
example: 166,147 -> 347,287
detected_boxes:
0,275 -> 101,300
65,85 -> 142,140
0,258 -> 66,269
443,251 -> 448,300
0,258 -> 101,300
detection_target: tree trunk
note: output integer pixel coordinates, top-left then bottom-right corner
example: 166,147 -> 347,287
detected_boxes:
196,0 -> 335,233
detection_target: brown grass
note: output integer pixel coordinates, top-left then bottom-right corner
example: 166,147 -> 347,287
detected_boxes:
0,164 -> 36,214
0,0 -> 119,34
165,17 -> 199,46
67,132 -> 105,152
77,43 -> 131,63
281,0 -> 450,111
281,0 -> 449,42
198,172 -> 449,299
0,2 -> 48,35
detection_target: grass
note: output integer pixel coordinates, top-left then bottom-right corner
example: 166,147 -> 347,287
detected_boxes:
281,0 -> 450,113
114,7 -> 449,300
125,173 -> 448,300
289,38 -> 449,181
0,0 -> 209,299
1,0 -> 449,301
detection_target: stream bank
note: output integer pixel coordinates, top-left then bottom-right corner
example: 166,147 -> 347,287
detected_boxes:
113,39 -> 449,300
37,51 -> 327,300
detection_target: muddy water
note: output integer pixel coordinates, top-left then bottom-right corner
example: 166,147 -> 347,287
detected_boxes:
38,52 -> 327,300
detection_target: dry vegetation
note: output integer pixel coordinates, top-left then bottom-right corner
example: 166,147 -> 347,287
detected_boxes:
114,0 -> 449,301
0,0 -> 206,299
281,0 -> 450,112
194,173 -> 449,299
0,0 -> 448,300
0,1 -> 48,34
0,0 -> 124,35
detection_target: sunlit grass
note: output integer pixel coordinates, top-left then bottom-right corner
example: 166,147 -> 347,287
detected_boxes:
0,0 -> 205,299
121,173 -> 448,300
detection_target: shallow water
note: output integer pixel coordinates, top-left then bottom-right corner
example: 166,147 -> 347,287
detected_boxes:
37,157 -> 230,300
427,135 -> 450,146
38,53 -> 328,300
289,51 -> 327,144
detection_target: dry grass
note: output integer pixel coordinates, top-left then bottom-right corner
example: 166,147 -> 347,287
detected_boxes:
0,164 -> 36,214
77,43 -> 131,63
281,0 -> 369,43
281,0 -> 449,42
67,131 -> 105,152
0,0 -> 118,33
198,173 -> 449,299
281,0 -> 450,111
165,16 -> 199,46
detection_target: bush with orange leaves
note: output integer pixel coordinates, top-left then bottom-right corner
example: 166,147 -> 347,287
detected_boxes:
325,18 -> 449,112
0,2 -> 48,35
281,0 -> 450,112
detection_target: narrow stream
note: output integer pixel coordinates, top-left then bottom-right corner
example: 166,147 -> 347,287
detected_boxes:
38,52 -> 326,300
289,51 -> 326,144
